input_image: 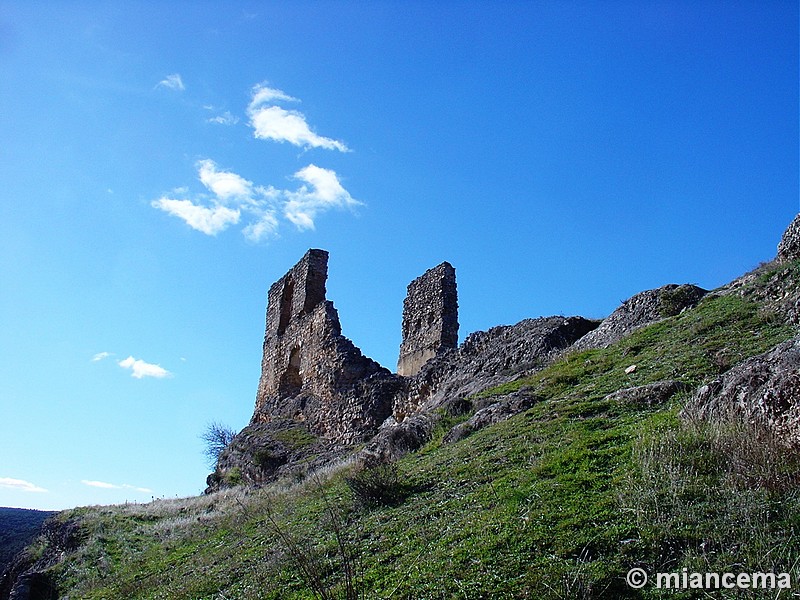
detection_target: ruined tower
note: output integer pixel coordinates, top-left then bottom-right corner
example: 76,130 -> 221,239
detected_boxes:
252,249 -> 400,444
397,262 -> 459,376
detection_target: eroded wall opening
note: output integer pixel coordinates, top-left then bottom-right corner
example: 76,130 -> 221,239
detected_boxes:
279,346 -> 303,396
277,277 -> 295,336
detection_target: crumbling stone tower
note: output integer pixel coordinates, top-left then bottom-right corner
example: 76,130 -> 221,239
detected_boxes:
252,249 -> 400,444
397,262 -> 459,376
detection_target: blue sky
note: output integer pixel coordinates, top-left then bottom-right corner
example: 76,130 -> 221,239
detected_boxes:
1,1 -> 796,510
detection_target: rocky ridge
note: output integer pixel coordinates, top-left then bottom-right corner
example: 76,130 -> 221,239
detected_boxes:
209,214 -> 800,488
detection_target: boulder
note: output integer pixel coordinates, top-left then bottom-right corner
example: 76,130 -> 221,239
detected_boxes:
604,380 -> 687,407
682,335 -> 800,445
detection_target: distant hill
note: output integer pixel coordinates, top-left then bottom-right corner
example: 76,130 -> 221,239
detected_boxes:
0,508 -> 56,576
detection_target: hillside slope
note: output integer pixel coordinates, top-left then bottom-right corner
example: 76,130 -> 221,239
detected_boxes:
0,509 -> 56,588
6,219 -> 800,599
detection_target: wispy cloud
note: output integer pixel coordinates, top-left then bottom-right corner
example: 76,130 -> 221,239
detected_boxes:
251,84 -> 298,105
0,477 -> 47,493
118,356 -> 171,379
157,73 -> 185,92
207,111 -> 239,126
81,480 -> 153,493
247,83 -> 349,151
91,351 -> 112,362
153,160 -> 358,240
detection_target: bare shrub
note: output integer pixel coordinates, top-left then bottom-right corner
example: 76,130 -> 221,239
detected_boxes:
200,422 -> 236,468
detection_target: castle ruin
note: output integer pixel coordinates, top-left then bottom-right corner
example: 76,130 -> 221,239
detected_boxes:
397,262 -> 458,376
213,248 -> 603,487
250,249 -> 458,445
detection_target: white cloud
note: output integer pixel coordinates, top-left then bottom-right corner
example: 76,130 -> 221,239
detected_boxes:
81,479 -> 118,489
243,212 -> 280,242
81,480 -> 153,493
91,351 -> 112,362
284,165 -> 361,231
197,159 -> 258,203
247,84 -> 348,151
153,160 -> 279,241
0,477 -> 47,493
151,197 -> 241,236
117,356 -> 171,379
157,73 -> 185,91
248,106 -> 349,152
153,160 -> 359,240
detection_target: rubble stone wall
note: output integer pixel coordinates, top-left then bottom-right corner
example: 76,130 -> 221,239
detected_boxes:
397,262 -> 458,377
252,249 -> 397,444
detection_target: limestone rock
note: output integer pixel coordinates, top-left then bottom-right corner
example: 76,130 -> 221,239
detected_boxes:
360,413 -> 438,465
209,420 -> 355,489
604,380 -> 687,406
777,214 -> 800,263
683,335 -> 800,445
442,390 -> 540,444
572,284 -> 707,352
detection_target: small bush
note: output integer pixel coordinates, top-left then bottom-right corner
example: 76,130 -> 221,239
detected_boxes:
225,467 -> 243,487
659,284 -> 701,318
345,463 -> 409,508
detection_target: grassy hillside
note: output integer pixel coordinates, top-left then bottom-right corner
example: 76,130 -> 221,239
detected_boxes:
16,260 -> 800,599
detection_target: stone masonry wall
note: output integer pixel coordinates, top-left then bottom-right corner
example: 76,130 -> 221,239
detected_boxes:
397,262 -> 458,376
252,249 -> 399,444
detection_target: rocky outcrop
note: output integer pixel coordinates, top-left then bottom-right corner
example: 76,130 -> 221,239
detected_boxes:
1,518 -> 80,600
368,316 -> 598,461
683,336 -> 800,445
717,261 -> 800,326
572,284 -> 707,352
393,316 -> 598,421
361,413 -> 439,465
777,214 -> 800,264
210,420 -> 353,489
442,389 -> 541,444
397,262 -> 458,377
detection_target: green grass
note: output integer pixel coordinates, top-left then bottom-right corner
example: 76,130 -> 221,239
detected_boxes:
26,262 -> 800,599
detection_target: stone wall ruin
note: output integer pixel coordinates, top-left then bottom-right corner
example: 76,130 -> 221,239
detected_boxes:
397,262 -> 459,377
252,249 -> 400,444
223,249 -> 594,485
